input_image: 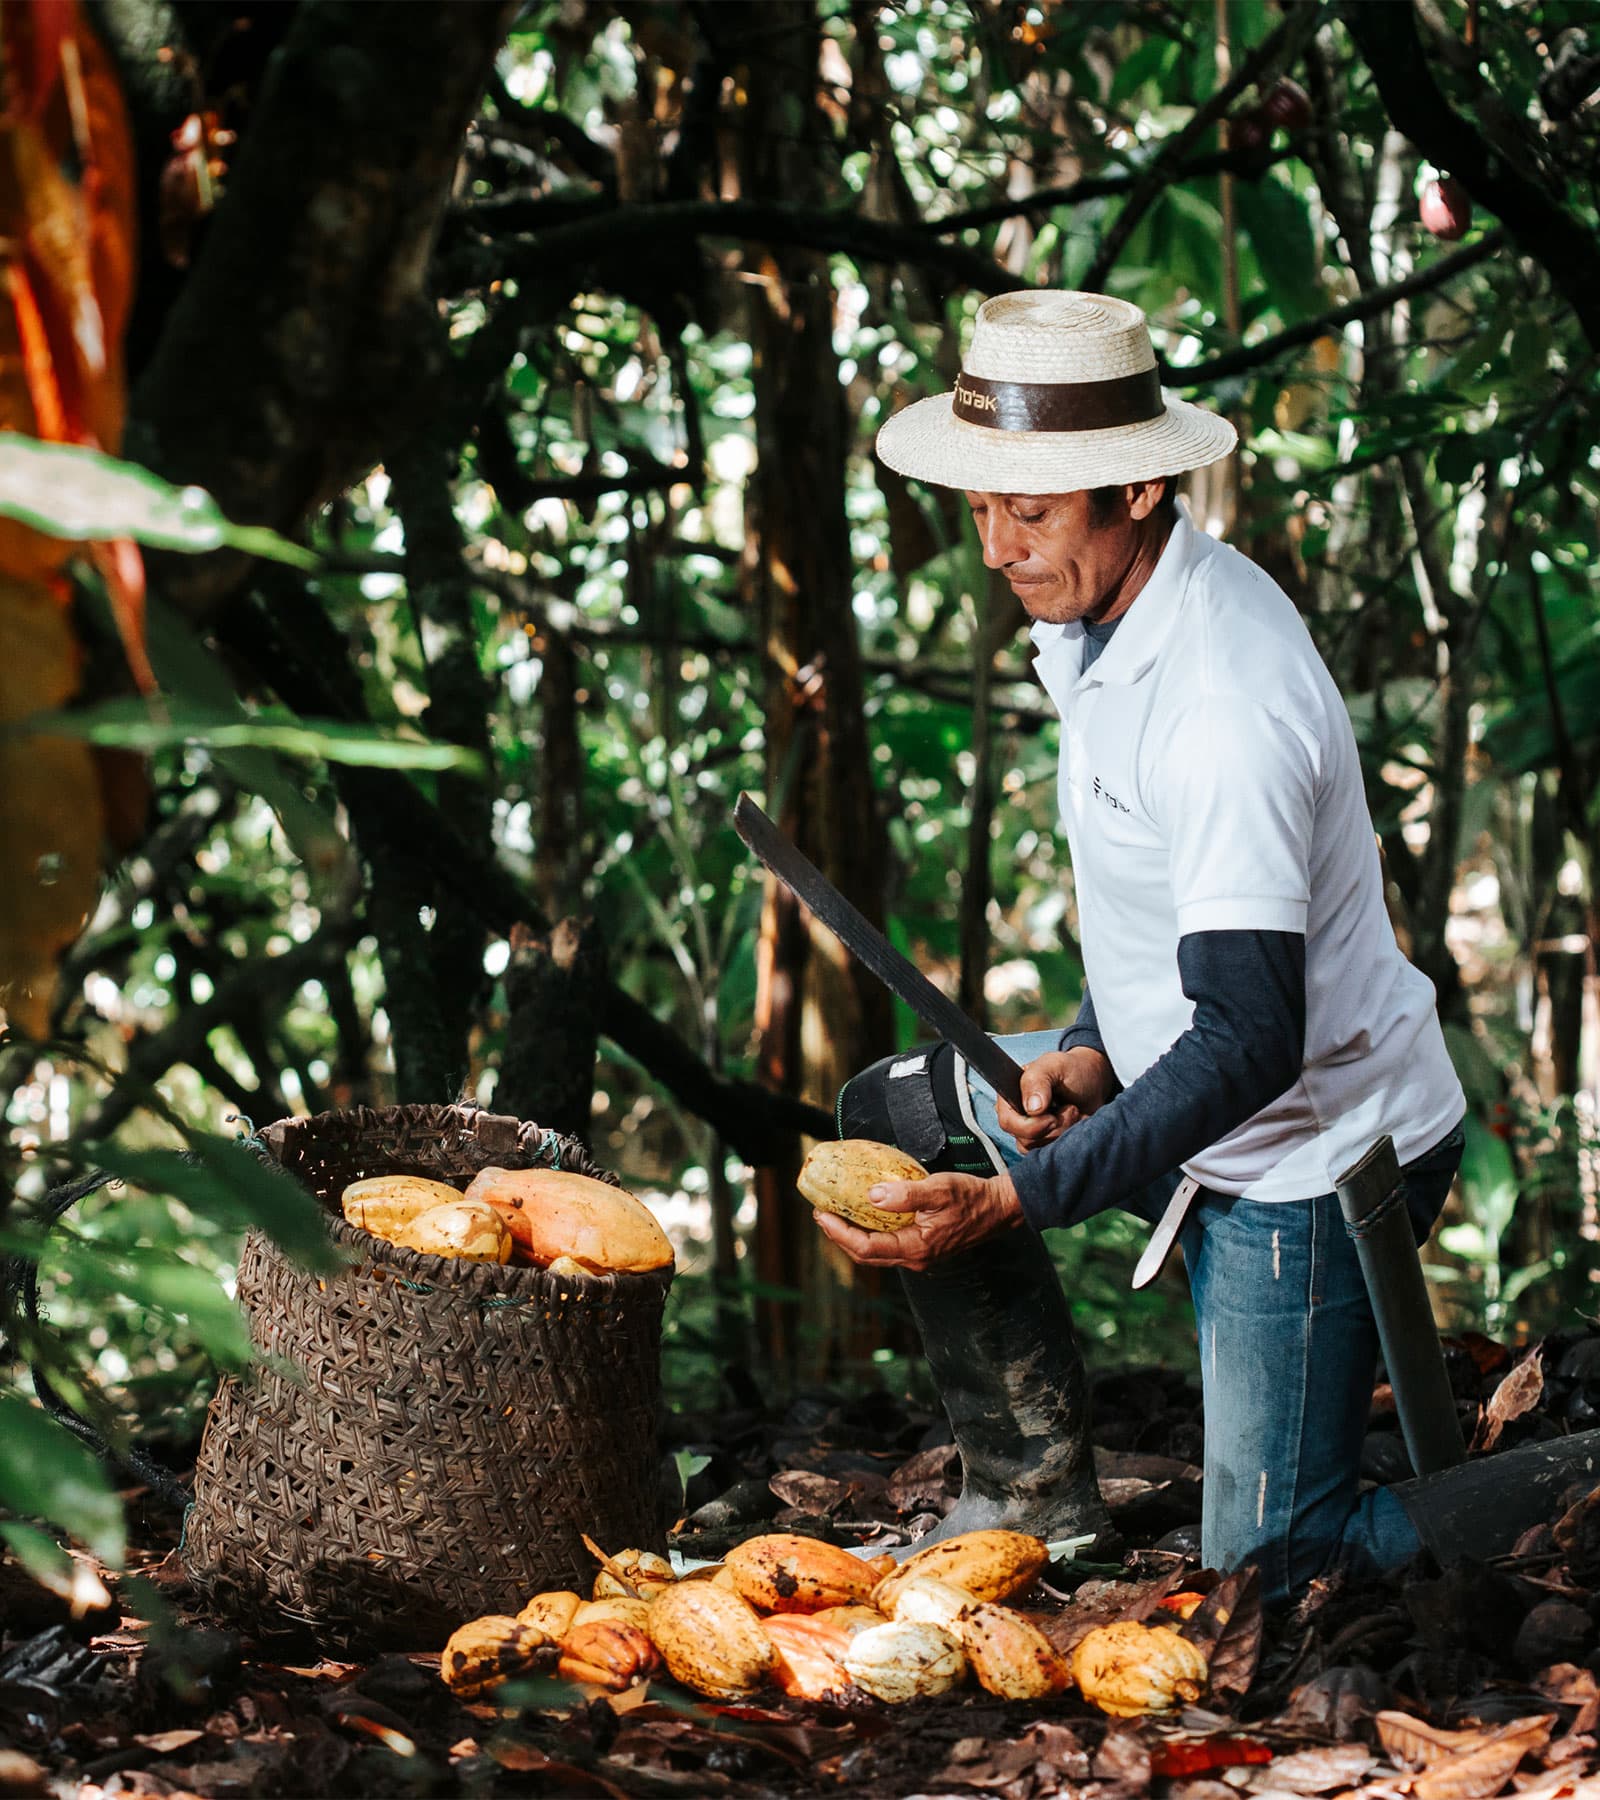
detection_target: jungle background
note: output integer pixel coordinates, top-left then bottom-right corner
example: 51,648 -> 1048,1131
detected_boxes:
5,0 -> 1600,1572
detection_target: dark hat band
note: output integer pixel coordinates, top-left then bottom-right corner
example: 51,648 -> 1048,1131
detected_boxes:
951,367 -> 1165,433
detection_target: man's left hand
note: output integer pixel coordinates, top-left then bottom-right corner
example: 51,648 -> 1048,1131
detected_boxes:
814,1169 -> 1024,1271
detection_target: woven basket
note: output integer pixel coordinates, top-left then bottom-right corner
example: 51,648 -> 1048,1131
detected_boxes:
181,1103 -> 673,1648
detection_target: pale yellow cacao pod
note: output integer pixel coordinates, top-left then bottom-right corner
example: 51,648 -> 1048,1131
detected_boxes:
518,1591 -> 582,1639
572,1595 -> 653,1632
884,1574 -> 977,1630
955,1602 -> 1071,1700
439,1615 -> 546,1699
391,1200 -> 513,1263
724,1534 -> 879,1614
557,1621 -> 661,1691
341,1175 -> 462,1239
1071,1620 -> 1209,1717
463,1167 -> 673,1273
797,1140 -> 928,1234
842,1620 -> 967,1702
873,1530 -> 1048,1611
592,1548 -> 676,1601
647,1582 -> 777,1699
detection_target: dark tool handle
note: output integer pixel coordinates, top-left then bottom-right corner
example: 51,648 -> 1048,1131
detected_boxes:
734,793 -> 1025,1111
1335,1135 -> 1466,1477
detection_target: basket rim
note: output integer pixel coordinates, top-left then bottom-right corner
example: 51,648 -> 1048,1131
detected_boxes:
255,1101 -> 674,1300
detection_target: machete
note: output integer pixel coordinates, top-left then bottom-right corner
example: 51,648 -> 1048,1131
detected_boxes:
733,793 -> 1025,1113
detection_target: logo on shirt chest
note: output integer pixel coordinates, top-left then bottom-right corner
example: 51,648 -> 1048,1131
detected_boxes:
1092,775 -> 1132,815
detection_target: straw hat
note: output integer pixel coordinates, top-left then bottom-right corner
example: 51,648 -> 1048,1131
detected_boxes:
876,291 -> 1236,495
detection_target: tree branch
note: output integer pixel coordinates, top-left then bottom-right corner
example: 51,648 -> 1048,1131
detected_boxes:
923,140 -> 1301,236
1082,6 -> 1321,292
445,199 -> 1024,301
1342,0 -> 1600,351
1166,230 -> 1504,387
126,0 -> 519,623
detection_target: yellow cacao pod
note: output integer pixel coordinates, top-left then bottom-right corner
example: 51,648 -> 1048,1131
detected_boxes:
518,1591 -> 582,1639
546,1255 -> 588,1282
572,1596 -> 652,1632
797,1140 -> 928,1234
391,1200 -> 513,1263
761,1615 -> 855,1701
724,1534 -> 880,1614
873,1530 -> 1048,1611
1071,1620 -> 1209,1717
592,1549 -> 676,1601
883,1575 -> 977,1630
842,1620 -> 966,1703
341,1174 -> 462,1239
439,1615 -> 546,1699
463,1167 -> 674,1273
557,1621 -> 661,1691
647,1582 -> 777,1700
955,1603 -> 1071,1700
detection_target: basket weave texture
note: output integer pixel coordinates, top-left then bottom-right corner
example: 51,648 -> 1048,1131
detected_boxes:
181,1104 -> 672,1648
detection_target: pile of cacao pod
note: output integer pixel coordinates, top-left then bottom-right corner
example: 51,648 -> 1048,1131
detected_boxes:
440,1528 -> 1210,1717
339,1168 -> 674,1275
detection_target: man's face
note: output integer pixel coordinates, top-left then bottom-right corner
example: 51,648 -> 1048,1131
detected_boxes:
963,487 -> 1150,625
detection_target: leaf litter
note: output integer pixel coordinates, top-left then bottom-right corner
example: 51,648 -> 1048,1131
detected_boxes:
5,1329 -> 1600,1795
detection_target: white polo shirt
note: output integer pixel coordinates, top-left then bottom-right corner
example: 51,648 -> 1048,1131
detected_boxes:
1030,505 -> 1464,1200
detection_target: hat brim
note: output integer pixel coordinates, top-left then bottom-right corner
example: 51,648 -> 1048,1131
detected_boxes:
875,391 -> 1237,495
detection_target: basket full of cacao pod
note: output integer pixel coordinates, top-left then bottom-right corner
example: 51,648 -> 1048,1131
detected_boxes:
180,1103 -> 674,1649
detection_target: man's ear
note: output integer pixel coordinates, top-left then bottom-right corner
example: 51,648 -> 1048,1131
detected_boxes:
1126,477 -> 1170,521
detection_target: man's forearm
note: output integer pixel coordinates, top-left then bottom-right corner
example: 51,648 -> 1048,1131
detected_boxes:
1010,931 -> 1306,1232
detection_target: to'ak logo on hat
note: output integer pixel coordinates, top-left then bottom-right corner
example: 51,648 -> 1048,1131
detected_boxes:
953,376 -> 997,415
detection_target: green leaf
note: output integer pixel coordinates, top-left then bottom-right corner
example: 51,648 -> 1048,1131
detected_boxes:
144,598 -> 353,893
58,1247 -> 254,1367
0,435 -> 317,566
0,1521 -> 114,1617
0,1396 -> 125,1564
15,697 -> 484,774
1458,1113 -> 1519,1251
86,1134 -> 344,1274
673,1450 -> 712,1507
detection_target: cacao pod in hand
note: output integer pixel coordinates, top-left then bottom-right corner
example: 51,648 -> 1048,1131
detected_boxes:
798,1140 -> 928,1233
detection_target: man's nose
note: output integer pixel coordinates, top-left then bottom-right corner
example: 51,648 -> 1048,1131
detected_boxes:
975,510 -> 1023,568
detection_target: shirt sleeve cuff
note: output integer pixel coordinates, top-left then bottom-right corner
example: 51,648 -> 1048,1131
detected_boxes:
1174,895 -> 1309,935
1008,1150 -> 1063,1233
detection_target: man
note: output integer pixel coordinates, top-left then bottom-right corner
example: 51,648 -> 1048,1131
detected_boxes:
819,291 -> 1590,1606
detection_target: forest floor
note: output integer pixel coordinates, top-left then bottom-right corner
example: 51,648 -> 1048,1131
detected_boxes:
5,1330 -> 1600,1799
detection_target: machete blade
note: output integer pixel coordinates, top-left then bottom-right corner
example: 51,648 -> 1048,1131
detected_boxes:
733,793 -> 1025,1111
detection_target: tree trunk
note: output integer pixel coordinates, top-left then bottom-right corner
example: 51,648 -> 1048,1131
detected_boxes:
718,0 -> 894,1380
497,919 -> 607,1142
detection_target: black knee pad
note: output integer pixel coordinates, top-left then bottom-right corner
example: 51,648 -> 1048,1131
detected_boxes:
836,1041 -> 1004,1177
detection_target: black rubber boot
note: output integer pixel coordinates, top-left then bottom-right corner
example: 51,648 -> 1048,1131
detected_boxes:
898,1225 -> 1110,1547
1393,1427 -> 1600,1562
838,1044 -> 1110,1548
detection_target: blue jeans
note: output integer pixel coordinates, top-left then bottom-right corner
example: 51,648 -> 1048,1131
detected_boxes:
968,1029 -> 1465,1605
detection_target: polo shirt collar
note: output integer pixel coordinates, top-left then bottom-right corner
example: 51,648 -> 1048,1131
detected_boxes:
1028,502 -> 1197,696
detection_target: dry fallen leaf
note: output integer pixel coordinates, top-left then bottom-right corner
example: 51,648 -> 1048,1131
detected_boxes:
1262,1742 -> 1377,1793
1474,1349 -> 1544,1452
